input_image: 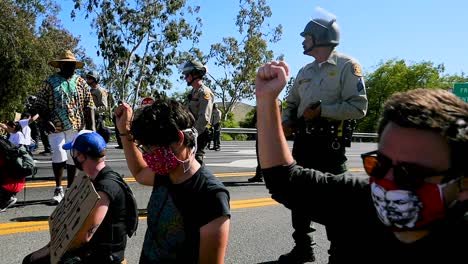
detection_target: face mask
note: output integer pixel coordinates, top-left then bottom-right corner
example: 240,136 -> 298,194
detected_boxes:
143,145 -> 195,175
72,154 -> 84,171
370,178 -> 455,231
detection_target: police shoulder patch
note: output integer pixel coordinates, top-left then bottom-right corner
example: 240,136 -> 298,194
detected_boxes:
352,63 -> 363,77
203,91 -> 211,100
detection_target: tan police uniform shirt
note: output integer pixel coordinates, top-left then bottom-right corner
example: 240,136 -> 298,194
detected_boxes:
283,51 -> 368,122
90,84 -> 108,114
188,84 -> 214,134
211,108 -> 222,126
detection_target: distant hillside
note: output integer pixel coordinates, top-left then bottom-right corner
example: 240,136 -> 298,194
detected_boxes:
215,101 -> 255,123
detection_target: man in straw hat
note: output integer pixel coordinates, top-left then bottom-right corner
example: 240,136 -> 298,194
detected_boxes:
33,50 -> 96,204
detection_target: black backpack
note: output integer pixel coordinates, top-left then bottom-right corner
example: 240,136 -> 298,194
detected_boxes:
104,171 -> 139,238
0,137 -> 35,178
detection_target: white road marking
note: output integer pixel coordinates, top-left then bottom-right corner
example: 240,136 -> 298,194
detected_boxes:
206,159 -> 258,168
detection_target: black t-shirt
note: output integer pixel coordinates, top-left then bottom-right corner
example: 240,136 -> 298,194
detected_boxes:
263,163 -> 468,264
81,166 -> 128,263
140,166 -> 230,264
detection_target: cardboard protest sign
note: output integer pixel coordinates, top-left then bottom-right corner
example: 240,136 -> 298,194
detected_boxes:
48,172 -> 100,264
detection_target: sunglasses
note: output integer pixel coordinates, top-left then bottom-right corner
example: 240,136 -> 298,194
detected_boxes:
361,150 -> 453,190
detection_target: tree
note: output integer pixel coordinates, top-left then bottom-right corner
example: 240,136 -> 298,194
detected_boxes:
207,0 -> 282,120
0,0 -> 90,119
357,59 -> 456,133
73,0 -> 203,109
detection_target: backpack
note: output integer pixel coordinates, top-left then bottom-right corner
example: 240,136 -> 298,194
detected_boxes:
0,137 -> 35,178
104,171 -> 139,238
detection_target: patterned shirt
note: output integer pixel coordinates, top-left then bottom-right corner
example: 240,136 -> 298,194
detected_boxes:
35,73 -> 95,132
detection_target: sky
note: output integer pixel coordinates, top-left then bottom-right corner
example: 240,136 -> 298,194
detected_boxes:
57,0 -> 468,104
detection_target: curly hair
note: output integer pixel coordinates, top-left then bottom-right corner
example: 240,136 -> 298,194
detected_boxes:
131,98 -> 196,148
378,88 -> 468,172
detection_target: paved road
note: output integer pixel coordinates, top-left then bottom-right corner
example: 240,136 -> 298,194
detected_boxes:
0,140 -> 376,264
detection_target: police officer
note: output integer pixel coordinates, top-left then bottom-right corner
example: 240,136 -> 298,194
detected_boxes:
182,60 -> 214,165
280,18 -> 368,263
210,103 -> 222,151
86,71 -> 110,142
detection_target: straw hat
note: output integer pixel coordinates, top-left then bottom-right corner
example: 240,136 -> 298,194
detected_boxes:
48,50 -> 84,69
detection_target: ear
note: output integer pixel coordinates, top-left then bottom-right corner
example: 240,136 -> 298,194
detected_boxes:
177,130 -> 185,146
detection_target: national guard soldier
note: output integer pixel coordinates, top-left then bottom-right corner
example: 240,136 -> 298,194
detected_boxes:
182,60 -> 214,165
280,17 -> 368,263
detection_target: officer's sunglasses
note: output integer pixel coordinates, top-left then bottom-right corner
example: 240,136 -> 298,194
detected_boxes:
360,150 -> 453,190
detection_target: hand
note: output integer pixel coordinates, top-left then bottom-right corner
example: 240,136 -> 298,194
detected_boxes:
114,102 -> 133,134
255,61 -> 290,101
282,120 -> 297,137
303,105 -> 321,121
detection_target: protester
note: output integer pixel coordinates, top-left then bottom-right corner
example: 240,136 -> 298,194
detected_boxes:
0,112 -> 39,151
182,60 -> 214,165
115,98 -> 230,263
23,130 -> 131,264
255,61 -> 468,263
34,50 -> 95,204
0,151 -> 24,212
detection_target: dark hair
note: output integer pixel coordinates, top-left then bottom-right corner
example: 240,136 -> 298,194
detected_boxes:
378,88 -> 468,173
131,97 -> 196,147
7,121 -> 21,133
21,112 -> 31,119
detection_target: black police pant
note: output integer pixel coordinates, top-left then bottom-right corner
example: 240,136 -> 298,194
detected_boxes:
290,133 -> 347,252
212,123 -> 221,149
195,130 -> 210,165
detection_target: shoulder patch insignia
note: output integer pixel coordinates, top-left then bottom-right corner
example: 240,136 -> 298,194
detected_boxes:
352,63 -> 363,77
204,92 -> 211,100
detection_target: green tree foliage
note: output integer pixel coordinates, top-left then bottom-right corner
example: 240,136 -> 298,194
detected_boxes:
357,59 -> 463,133
73,0 -> 203,109
0,0 -> 90,120
239,107 -> 256,128
207,0 -> 282,120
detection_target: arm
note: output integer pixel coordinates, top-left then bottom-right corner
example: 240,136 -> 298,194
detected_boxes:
83,81 -> 96,131
256,61 -> 294,169
67,191 -> 110,251
0,123 -> 14,133
34,81 -> 52,121
199,216 -> 230,264
114,103 -> 155,186
320,61 -> 368,120
195,90 -> 213,133
29,113 -> 39,124
100,88 -> 109,111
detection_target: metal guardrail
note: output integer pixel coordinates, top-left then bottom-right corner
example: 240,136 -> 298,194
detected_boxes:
109,127 -> 377,138
221,128 -> 378,139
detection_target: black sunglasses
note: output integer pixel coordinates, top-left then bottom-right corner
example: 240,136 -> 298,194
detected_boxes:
361,150 -> 453,190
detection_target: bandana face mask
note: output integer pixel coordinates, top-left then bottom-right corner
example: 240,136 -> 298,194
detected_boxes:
362,150 -> 459,230
141,128 -> 198,175
142,146 -> 180,175
370,179 -> 448,230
